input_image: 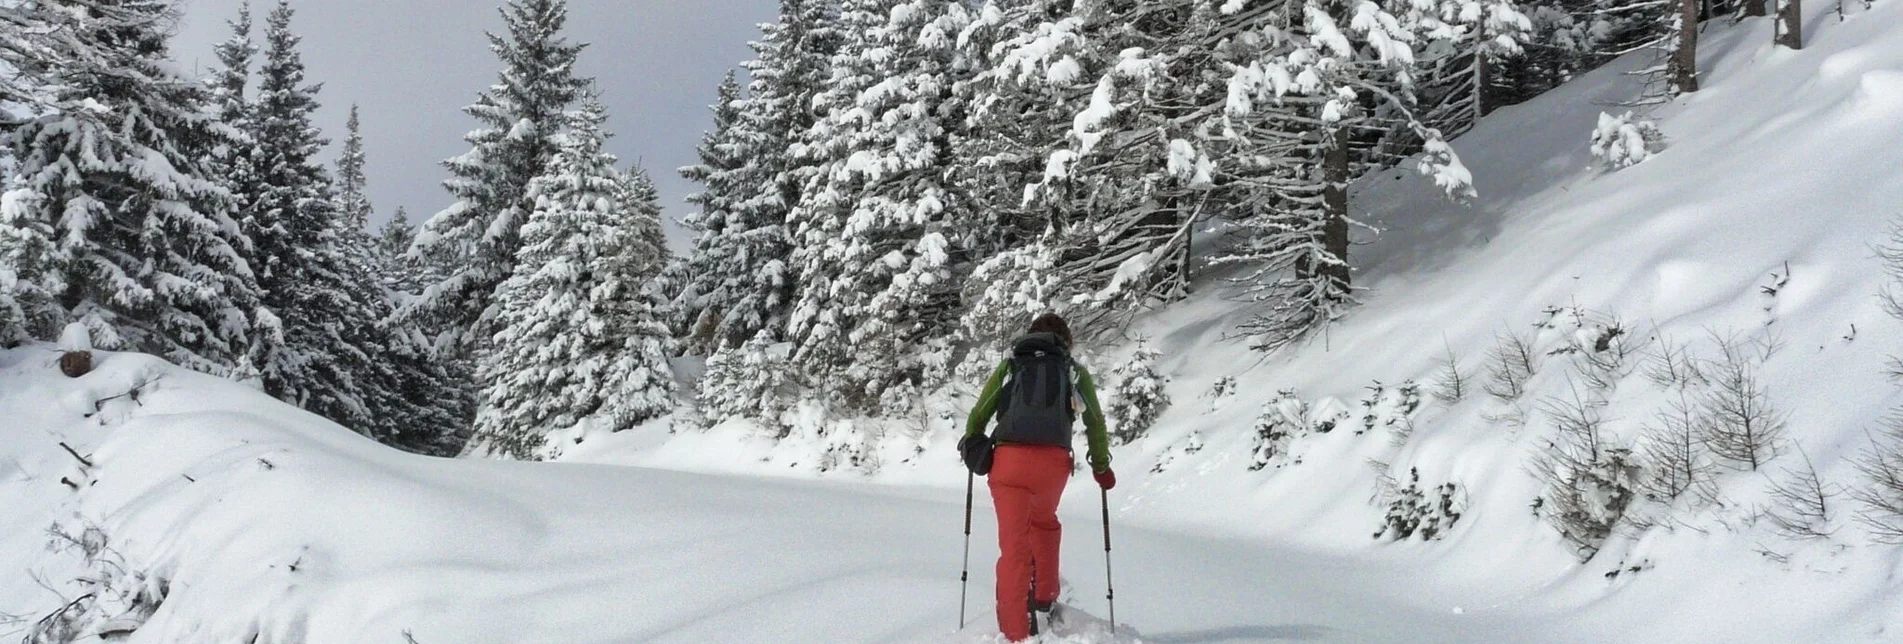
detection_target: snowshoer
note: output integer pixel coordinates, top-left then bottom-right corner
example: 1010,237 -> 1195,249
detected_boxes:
960,312 -> 1115,642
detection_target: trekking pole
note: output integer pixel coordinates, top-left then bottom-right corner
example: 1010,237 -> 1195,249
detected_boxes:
1101,488 -> 1116,636
960,471 -> 974,630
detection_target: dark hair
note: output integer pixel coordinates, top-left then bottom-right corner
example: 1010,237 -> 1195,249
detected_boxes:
1028,312 -> 1073,348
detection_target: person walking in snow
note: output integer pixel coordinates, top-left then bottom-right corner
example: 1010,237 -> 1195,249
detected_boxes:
959,312 -> 1116,641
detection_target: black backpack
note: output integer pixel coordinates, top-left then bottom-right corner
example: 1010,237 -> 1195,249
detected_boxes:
993,332 -> 1076,448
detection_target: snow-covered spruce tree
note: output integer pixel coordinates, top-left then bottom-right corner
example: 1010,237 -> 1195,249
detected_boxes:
674,0 -> 840,355
468,99 -> 676,461
1,0 -> 263,373
949,0 -> 1101,346
401,0 -> 590,356
1107,340 -> 1169,445
698,331 -> 793,428
670,71 -> 746,350
336,104 -> 375,245
333,103 -> 475,454
1009,1 -> 1211,336
783,0 -> 973,409
1208,0 -> 1477,352
242,0 -> 416,441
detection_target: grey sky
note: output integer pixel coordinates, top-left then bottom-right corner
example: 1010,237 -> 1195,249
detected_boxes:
169,0 -> 778,252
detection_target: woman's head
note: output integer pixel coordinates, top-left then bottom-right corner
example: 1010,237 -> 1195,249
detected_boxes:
1028,312 -> 1073,348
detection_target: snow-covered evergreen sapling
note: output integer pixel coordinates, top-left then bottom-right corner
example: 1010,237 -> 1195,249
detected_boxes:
1531,382 -> 1639,559
1108,341 -> 1169,445
1590,112 -> 1664,170
1251,390 -> 1311,471
1375,469 -> 1464,541
697,331 -> 793,430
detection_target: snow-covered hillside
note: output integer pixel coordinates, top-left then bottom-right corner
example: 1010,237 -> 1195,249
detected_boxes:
8,2 -> 1903,643
566,1 -> 1903,638
0,347 -> 1646,643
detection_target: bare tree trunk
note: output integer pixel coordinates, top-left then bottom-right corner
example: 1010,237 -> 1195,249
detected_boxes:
1776,0 -> 1803,49
1321,130 -> 1352,293
1475,53 -> 1492,119
1673,0 -> 1702,93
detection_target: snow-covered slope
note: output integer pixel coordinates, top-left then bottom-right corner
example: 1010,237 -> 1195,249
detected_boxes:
0,348 -> 1636,643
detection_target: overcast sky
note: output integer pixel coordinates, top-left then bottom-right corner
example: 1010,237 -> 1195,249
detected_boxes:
169,0 -> 778,252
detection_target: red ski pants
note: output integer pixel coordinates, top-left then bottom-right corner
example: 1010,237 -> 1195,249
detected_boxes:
988,444 -> 1071,641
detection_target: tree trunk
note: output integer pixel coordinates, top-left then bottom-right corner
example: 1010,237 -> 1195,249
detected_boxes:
1674,0 -> 1702,93
1776,0 -> 1803,49
1475,53 -> 1492,119
1321,130 -> 1352,293
1744,0 -> 1768,15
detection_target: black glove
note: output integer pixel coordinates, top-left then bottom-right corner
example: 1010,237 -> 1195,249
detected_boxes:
959,434 -> 995,476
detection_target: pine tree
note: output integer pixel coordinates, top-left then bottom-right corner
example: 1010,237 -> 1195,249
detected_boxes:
401,0 -> 591,356
468,99 -> 676,460
951,0 -> 1101,345
679,0 -> 840,353
375,206 -> 424,293
671,71 -> 746,351
337,104 -> 375,240
783,0 -> 973,409
244,0 -> 394,432
1,0 -> 264,372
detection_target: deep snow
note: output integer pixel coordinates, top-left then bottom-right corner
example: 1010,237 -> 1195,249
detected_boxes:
9,2 -> 1903,643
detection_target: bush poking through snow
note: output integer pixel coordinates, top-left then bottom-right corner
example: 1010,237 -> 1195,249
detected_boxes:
1765,448 -> 1842,540
1696,338 -> 1789,472
1531,383 -> 1640,559
1374,469 -> 1464,541
1484,330 -> 1540,403
1589,112 -> 1664,170
1251,391 -> 1309,471
27,524 -> 166,644
1636,393 -> 1719,505
1108,341 -> 1170,445
1571,317 -> 1642,393
1644,335 -> 1704,390
1430,342 -> 1468,404
1853,413 -> 1903,543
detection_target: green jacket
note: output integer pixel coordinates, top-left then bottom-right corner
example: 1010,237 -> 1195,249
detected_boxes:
964,358 -> 1112,473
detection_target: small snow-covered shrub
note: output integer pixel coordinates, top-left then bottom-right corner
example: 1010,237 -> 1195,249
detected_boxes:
1150,432 -> 1205,474
1374,469 -> 1464,541
1108,341 -> 1170,445
1589,111 -> 1664,170
1205,376 -> 1237,412
1250,390 -> 1309,471
1357,380 -> 1422,436
1531,386 -> 1640,559
27,523 -> 167,644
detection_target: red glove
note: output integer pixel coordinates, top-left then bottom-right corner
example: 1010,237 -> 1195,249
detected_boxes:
1093,468 -> 1117,491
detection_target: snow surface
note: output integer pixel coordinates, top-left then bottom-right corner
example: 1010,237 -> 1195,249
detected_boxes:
10,3 -> 1903,643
